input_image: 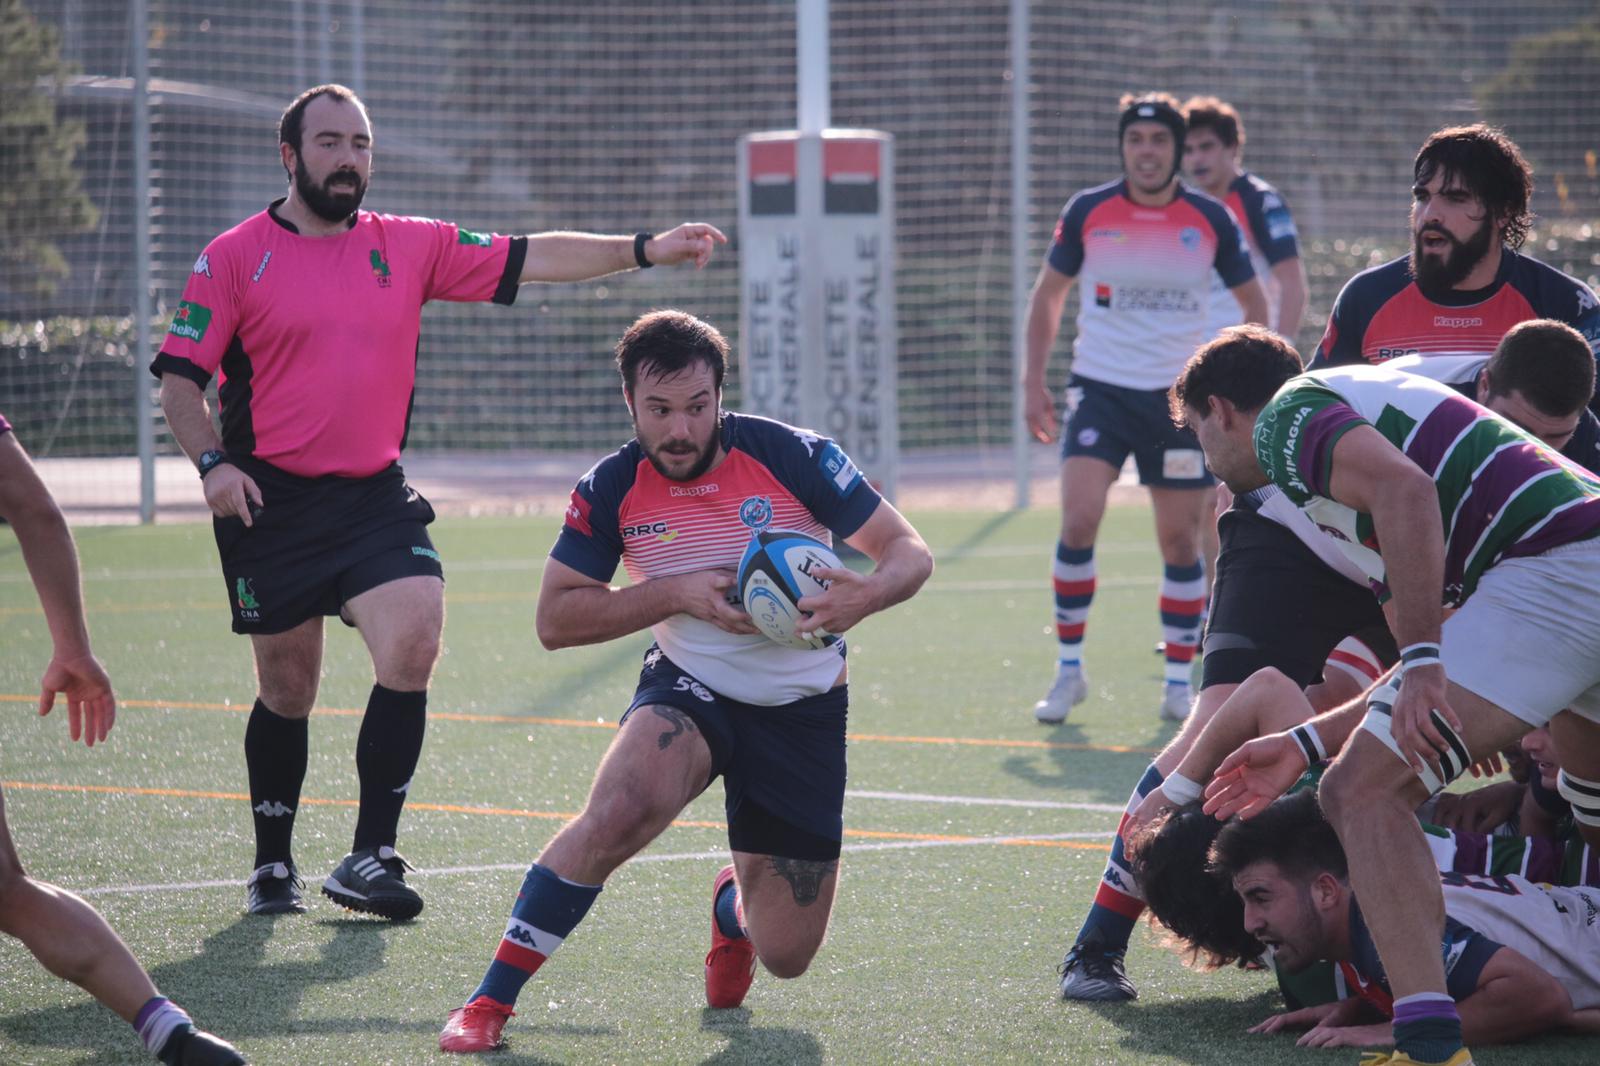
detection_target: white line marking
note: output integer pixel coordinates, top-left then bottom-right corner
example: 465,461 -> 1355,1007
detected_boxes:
845,789 -> 1124,813
74,830 -> 1114,897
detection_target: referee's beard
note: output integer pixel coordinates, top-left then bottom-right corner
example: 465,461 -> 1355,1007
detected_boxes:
295,156 -> 368,224
637,417 -> 721,483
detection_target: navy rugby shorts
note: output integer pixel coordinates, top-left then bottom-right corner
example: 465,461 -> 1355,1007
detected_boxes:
211,457 -> 443,635
625,645 -> 848,861
1060,373 -> 1214,488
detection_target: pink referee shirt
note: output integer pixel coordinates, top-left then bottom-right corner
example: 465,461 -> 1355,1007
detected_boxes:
152,201 -> 525,478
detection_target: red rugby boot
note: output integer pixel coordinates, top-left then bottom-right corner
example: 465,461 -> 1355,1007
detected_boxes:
439,995 -> 514,1053
704,864 -> 757,1008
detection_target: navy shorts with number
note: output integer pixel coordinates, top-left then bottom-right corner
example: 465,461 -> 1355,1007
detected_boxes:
212,457 -> 443,635
624,646 -> 848,861
1060,373 -> 1214,488
1201,506 -> 1393,690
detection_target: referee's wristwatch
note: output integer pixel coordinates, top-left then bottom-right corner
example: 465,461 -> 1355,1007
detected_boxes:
196,449 -> 230,480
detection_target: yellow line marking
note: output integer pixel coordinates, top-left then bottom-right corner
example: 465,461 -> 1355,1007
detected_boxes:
0,694 -> 1160,754
0,780 -> 1109,852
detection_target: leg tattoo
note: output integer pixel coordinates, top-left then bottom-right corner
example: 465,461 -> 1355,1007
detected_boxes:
768,857 -> 836,906
650,705 -> 697,751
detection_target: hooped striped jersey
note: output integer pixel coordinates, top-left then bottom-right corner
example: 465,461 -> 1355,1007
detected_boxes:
550,412 -> 881,705
1252,364 -> 1600,604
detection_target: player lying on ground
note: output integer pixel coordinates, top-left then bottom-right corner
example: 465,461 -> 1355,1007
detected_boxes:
0,416 -> 246,1066
437,311 -> 933,1053
1128,791 -> 1600,1050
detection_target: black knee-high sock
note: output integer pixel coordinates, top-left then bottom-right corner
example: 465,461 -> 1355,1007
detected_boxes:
245,699 -> 308,868
352,685 -> 427,851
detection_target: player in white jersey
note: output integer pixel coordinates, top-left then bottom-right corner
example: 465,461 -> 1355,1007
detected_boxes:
1211,792 -> 1600,1050
1182,96 -> 1308,340
1023,91 -> 1268,732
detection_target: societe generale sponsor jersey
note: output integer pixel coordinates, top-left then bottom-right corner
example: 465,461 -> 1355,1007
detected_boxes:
1048,178 -> 1254,390
1204,170 -> 1300,336
150,200 -> 526,478
1309,248 -> 1600,385
550,413 -> 882,706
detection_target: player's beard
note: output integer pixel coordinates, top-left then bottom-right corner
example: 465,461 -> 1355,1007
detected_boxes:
1410,216 -> 1494,296
639,417 -> 720,483
295,155 -> 368,223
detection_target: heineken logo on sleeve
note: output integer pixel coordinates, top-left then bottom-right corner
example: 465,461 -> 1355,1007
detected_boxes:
457,228 -> 493,246
167,301 -> 213,342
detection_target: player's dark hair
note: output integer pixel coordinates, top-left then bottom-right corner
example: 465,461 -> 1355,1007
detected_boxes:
1182,95 -> 1244,149
1127,804 -> 1265,969
1209,790 -> 1348,884
1169,324 -> 1303,426
279,83 -> 367,156
1414,125 -> 1534,250
616,309 -> 728,397
1482,319 -> 1596,419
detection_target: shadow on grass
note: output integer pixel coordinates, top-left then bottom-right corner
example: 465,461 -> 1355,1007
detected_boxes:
1081,989 -> 1298,1065
999,720 -> 1156,803
0,912 -> 442,1062
698,1006 -> 823,1066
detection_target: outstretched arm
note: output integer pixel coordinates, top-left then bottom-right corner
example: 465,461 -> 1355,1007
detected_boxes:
519,222 -> 727,283
0,432 -> 115,745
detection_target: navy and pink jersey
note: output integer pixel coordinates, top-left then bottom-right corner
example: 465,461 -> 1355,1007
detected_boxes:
149,201 -> 526,478
1309,249 -> 1600,414
1047,178 -> 1254,390
550,413 -> 882,706
1205,171 -> 1300,336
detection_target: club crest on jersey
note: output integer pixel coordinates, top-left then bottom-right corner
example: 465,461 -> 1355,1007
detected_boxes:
1179,226 -> 1201,251
739,495 -> 774,531
370,249 -> 392,287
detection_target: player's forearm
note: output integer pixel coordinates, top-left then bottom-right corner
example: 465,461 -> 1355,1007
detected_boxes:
519,232 -> 638,284
535,575 -> 692,650
1175,670 -> 1309,784
158,375 -> 223,464
1272,258 -> 1308,338
0,439 -> 93,657
859,532 -> 934,618
1368,474 -> 1446,647
1022,289 -> 1066,387
1234,280 -> 1270,327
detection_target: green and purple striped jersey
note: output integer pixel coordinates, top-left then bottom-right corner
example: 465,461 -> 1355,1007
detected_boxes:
1252,365 -> 1600,604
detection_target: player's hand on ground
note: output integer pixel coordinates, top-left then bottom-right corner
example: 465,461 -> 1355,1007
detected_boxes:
1249,1003 -> 1338,1035
647,223 -> 727,269
1024,384 -> 1058,443
677,569 -> 760,635
1295,1021 -> 1391,1049
39,653 -> 116,747
1391,663 -> 1459,778
794,566 -> 875,640
203,463 -> 264,527
1203,732 -> 1306,820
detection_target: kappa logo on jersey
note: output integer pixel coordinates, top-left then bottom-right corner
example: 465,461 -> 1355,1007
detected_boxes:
792,428 -> 821,456
369,248 -> 392,287
818,441 -> 862,495
1433,315 -> 1484,328
739,495 -> 774,530
191,252 -> 212,278
167,300 -> 213,342
669,483 -> 719,497
458,228 -> 493,247
252,250 -> 272,282
1578,286 -> 1599,315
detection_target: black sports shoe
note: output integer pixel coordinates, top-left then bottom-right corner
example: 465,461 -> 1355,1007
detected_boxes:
322,845 -> 424,921
157,1025 -> 248,1065
245,862 -> 305,915
1058,940 -> 1137,1001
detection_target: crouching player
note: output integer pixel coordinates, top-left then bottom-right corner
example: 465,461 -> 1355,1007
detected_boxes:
438,311 -> 933,1053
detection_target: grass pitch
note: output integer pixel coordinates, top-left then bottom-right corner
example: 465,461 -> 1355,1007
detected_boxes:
0,507 -> 1588,1064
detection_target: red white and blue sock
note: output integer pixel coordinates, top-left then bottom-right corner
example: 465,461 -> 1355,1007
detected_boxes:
471,863 -> 602,1007
1159,562 -> 1206,692
134,997 -> 193,1058
1053,544 -> 1095,674
1073,763 -> 1163,950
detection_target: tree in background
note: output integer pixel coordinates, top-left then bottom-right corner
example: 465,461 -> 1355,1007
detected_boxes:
0,0 -> 99,302
1479,23 -> 1600,217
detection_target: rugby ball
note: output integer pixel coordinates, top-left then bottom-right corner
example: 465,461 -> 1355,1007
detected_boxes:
737,529 -> 843,650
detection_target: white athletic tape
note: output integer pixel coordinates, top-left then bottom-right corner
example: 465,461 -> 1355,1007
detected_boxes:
1558,769 -> 1600,828
1160,772 -> 1204,806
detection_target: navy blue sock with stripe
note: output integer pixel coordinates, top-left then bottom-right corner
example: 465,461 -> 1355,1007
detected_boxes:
472,863 -> 602,1007
1072,763 -> 1164,949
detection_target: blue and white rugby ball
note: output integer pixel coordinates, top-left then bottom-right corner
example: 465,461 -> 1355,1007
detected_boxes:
737,529 -> 843,650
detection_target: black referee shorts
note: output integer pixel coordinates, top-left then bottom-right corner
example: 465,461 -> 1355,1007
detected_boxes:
212,458 -> 443,635
1201,507 -> 1392,690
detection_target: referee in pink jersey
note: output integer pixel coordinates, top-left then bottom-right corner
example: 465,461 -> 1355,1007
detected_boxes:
151,84 -> 726,921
